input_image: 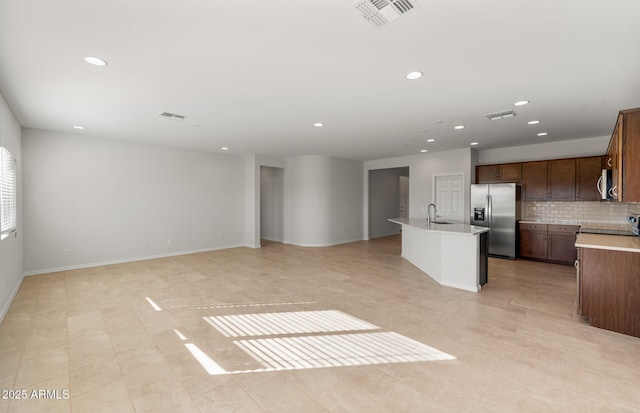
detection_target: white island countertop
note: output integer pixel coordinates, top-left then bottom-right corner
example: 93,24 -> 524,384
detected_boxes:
389,218 -> 489,236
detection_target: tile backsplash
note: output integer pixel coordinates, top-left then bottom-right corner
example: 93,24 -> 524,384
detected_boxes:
523,201 -> 640,224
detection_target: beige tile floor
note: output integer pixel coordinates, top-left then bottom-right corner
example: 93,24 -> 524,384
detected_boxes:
1,235 -> 639,412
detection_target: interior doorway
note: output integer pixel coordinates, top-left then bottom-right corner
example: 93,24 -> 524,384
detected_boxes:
369,167 -> 409,239
433,173 -> 464,223
399,176 -> 409,218
260,166 -> 284,243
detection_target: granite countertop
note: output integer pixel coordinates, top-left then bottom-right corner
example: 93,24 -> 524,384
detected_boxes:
519,220 -> 581,225
388,218 -> 490,236
575,233 -> 640,253
520,220 -> 633,232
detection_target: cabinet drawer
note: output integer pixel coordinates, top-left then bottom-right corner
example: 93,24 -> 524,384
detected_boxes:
548,224 -> 580,234
519,223 -> 548,231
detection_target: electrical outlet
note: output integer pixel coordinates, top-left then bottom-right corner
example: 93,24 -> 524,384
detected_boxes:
142,241 -> 148,248
168,239 -> 173,246
64,249 -> 70,256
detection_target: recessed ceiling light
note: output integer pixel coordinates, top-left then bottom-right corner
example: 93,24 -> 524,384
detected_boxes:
313,122 -> 324,127
454,125 -> 465,130
84,56 -> 107,66
537,132 -> 548,136
427,138 -> 435,142
514,100 -> 530,106
73,125 -> 85,130
527,120 -> 540,125
420,149 -> 428,153
221,147 -> 229,150
470,142 -> 479,146
406,71 -> 423,80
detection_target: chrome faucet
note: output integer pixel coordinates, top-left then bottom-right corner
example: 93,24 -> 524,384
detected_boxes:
427,203 -> 437,224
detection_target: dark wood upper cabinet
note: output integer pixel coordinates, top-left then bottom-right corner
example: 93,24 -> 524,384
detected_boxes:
476,163 -> 522,183
476,165 -> 500,183
548,159 -> 576,201
498,163 -> 523,181
522,161 -> 548,200
523,159 -> 576,201
521,156 -> 603,202
576,156 -> 604,201
607,108 -> 640,202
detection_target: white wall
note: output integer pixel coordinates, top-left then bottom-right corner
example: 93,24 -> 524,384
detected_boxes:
478,136 -> 610,164
364,149 -> 473,239
0,92 -> 23,323
22,129 -> 246,274
287,155 -> 364,246
260,166 -> 284,242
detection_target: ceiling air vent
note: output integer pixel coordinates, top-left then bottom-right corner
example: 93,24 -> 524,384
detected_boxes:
158,111 -> 186,121
485,109 -> 517,121
353,0 -> 418,28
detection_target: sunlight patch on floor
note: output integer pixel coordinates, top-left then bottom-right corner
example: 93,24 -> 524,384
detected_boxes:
203,310 -> 380,337
183,309 -> 456,375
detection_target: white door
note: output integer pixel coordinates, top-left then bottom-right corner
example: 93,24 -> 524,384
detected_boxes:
399,176 -> 409,218
434,174 -> 464,222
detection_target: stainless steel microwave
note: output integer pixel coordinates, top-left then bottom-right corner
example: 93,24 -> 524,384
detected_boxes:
597,169 -> 614,200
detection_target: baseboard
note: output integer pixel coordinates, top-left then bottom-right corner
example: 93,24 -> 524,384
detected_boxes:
439,280 -> 480,293
288,237 -> 366,248
0,274 -> 24,325
23,244 -> 246,276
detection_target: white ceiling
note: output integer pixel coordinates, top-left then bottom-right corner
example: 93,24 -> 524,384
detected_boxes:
1,0 -> 639,161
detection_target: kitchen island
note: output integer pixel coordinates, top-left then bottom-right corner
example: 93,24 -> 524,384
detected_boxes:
388,218 -> 490,292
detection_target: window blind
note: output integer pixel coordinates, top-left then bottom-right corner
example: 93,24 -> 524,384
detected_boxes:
0,147 -> 17,236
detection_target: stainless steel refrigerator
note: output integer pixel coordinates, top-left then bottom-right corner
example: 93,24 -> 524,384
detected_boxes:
470,183 -> 521,259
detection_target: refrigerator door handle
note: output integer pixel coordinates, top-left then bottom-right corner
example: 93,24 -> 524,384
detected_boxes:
487,194 -> 492,228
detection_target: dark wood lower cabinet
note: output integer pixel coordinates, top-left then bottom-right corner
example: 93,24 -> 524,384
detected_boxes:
579,247 -> 640,338
547,225 -> 579,264
519,224 -> 548,260
519,223 -> 578,265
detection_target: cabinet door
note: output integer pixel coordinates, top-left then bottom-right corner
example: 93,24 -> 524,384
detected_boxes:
476,165 -> 499,183
523,161 -> 548,201
519,228 -> 547,260
621,109 -> 640,202
547,232 -> 577,264
498,163 -> 522,182
548,159 -> 576,201
576,156 -> 604,201
580,247 -> 640,337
